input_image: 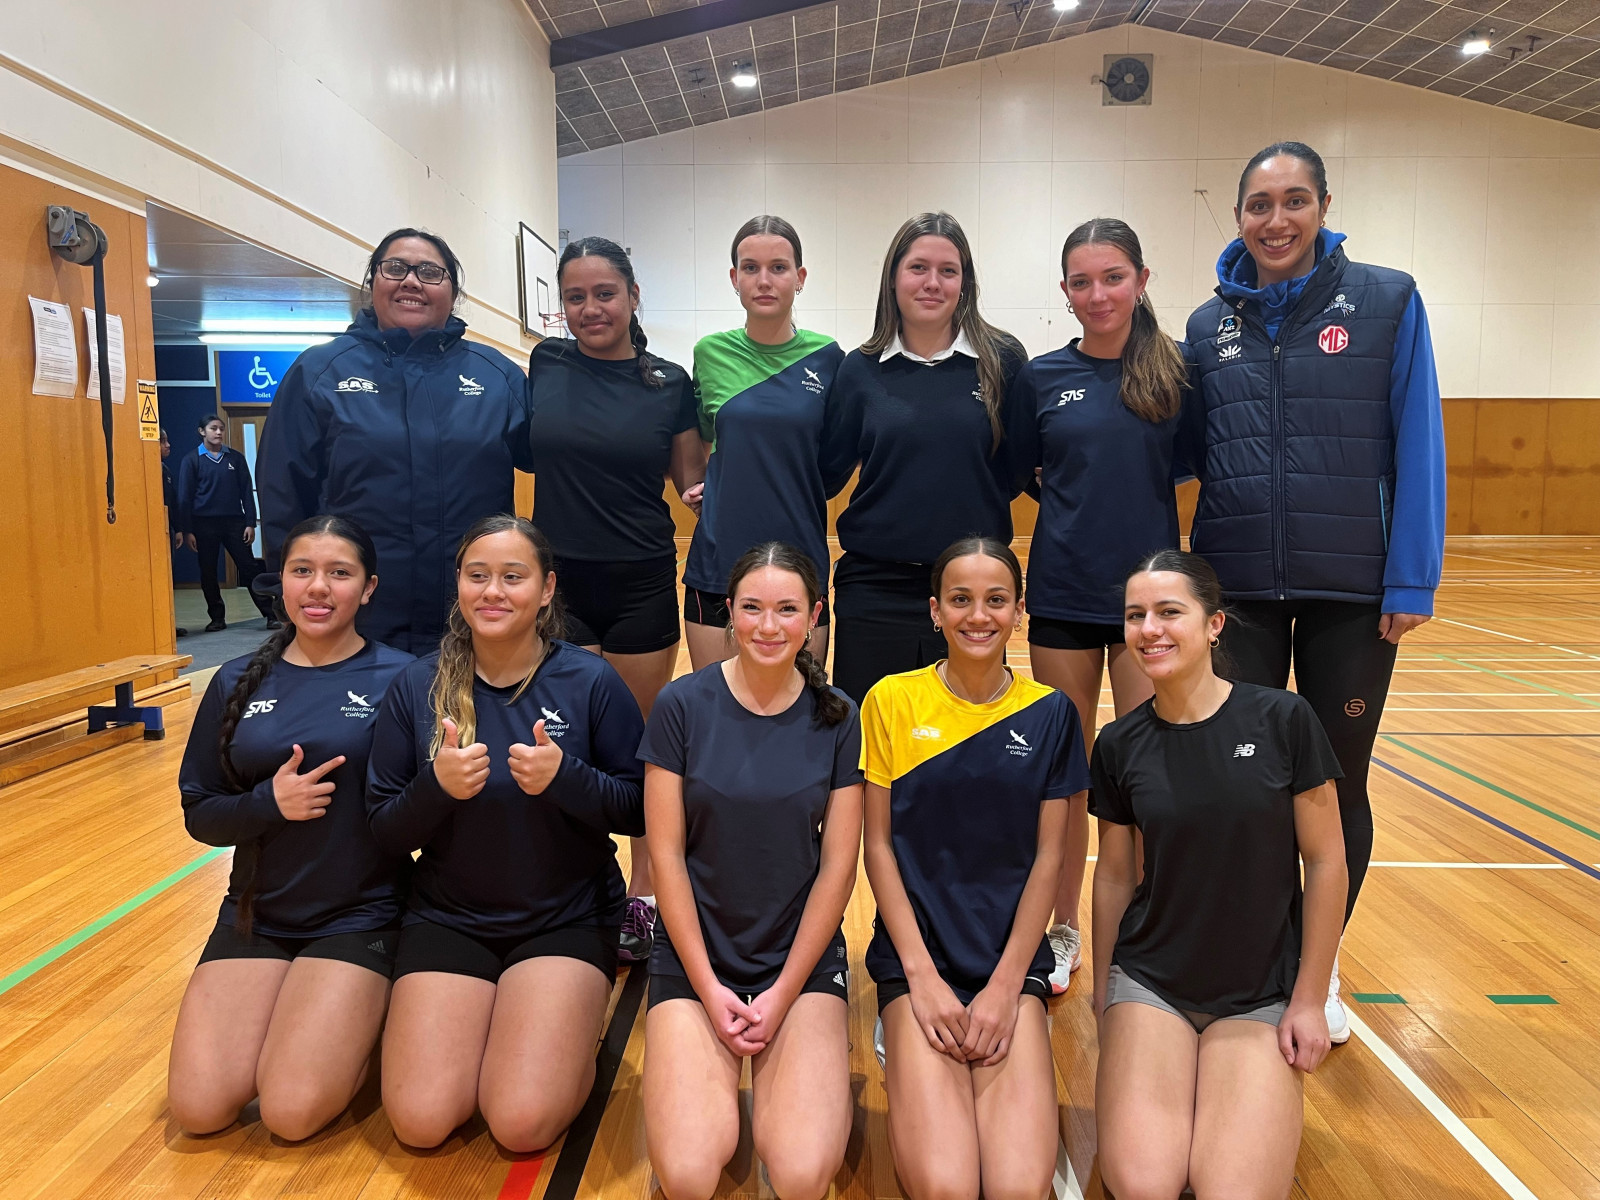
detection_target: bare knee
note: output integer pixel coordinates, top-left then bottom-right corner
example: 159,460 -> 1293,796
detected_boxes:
384,1090 -> 470,1149
653,1144 -> 732,1200
1192,1172 -> 1289,1200
168,1091 -> 245,1137
896,1164 -> 980,1200
980,1157 -> 1055,1200
761,1142 -> 843,1200
1100,1160 -> 1187,1200
483,1098 -> 577,1155
258,1081 -> 346,1142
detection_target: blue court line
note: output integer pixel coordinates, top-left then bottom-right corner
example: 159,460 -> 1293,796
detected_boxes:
1372,758 -> 1600,884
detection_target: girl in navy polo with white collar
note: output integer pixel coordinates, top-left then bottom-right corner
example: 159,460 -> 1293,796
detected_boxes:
1006,217 -> 1191,995
170,514 -> 414,1142
367,514 -> 645,1154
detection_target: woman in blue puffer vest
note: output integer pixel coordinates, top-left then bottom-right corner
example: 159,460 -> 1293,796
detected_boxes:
1185,141 -> 1446,1046
257,229 -> 533,654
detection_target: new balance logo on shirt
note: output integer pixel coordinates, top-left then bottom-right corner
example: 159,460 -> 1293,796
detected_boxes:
1233,743 -> 1256,757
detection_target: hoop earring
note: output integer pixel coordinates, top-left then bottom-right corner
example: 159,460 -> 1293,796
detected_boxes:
1209,636 -> 1220,648
933,622 -> 942,632
804,627 -> 813,645
1065,301 -> 1075,314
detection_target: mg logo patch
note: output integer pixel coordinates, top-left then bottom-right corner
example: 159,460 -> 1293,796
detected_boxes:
1318,325 -> 1349,355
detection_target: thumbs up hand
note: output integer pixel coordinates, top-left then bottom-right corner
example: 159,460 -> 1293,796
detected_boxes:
434,717 -> 490,799
509,719 -> 564,796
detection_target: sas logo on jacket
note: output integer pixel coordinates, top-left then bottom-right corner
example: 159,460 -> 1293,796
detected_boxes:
242,699 -> 276,719
1058,389 -> 1085,405
336,376 -> 379,394
458,375 -> 485,396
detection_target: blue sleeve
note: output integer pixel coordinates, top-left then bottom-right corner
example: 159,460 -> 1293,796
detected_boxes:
542,665 -> 647,836
256,355 -> 327,570
819,355 -> 864,499
1383,291 -> 1446,615
364,667 -> 458,855
1004,361 -> 1043,498
1047,696 -> 1091,800
233,450 -> 259,525
178,672 -> 285,845
175,453 -> 197,534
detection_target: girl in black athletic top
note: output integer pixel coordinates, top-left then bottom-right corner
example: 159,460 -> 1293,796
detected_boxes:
828,212 -> 1028,704
1091,549 -> 1347,1200
527,236 -> 704,960
367,514 -> 645,1152
1006,218 -> 1191,993
641,542 -> 862,1200
171,515 -> 413,1141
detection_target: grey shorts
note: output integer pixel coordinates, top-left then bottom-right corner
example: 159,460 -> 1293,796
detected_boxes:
1106,965 -> 1287,1034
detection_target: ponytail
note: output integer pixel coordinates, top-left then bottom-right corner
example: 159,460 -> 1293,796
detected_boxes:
1061,218 -> 1186,423
628,312 -> 661,390
724,541 -> 848,728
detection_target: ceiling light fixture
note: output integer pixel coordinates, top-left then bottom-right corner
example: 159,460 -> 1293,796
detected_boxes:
199,318 -> 350,334
146,274 -> 159,287
1462,30 -> 1490,54
1054,0 -> 1078,11
730,60 -> 758,88
198,333 -> 334,346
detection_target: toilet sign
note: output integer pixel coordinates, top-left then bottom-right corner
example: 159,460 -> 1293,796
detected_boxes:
137,380 -> 160,441
215,349 -> 300,405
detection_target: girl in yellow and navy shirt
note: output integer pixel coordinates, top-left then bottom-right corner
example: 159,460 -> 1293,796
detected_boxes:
861,536 -> 1088,1200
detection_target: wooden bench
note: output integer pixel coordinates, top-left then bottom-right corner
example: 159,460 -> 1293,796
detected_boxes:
0,654 -> 192,787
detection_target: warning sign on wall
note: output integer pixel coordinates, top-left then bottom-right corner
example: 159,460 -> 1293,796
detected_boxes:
137,380 -> 159,441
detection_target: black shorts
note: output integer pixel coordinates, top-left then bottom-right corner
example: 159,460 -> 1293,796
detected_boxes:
647,966 -> 850,1010
874,974 -> 1050,1016
392,918 -> 619,984
683,584 -> 832,629
1028,615 -> 1125,651
831,553 -> 950,704
555,554 -> 681,654
197,920 -> 399,978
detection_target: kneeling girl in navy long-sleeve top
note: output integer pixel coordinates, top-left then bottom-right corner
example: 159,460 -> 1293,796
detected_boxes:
170,515 -> 414,1142
367,514 -> 646,1153
1006,218 -> 1192,995
641,542 -> 863,1200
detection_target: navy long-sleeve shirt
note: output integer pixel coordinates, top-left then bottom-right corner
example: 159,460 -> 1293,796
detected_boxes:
175,446 -> 256,533
178,639 -> 416,937
366,640 -> 646,940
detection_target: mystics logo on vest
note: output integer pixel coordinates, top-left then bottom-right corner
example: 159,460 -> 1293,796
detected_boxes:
1318,325 -> 1350,355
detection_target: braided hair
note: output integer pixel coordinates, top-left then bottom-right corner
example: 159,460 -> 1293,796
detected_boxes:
557,236 -> 661,389
724,542 -> 849,728
215,514 -> 378,931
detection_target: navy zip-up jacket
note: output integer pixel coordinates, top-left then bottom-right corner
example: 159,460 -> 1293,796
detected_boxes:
1186,231 -> 1445,612
256,310 -> 532,653
179,639 -> 416,938
175,446 -> 256,533
366,641 -> 646,940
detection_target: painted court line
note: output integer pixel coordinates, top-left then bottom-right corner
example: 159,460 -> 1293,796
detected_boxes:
0,847 -> 228,998
1369,861 -> 1568,869
1345,1009 -> 1539,1200
1381,737 -> 1600,843
1054,1134 -> 1086,1200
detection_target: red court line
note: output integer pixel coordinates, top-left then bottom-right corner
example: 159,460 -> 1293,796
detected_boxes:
496,1152 -> 548,1200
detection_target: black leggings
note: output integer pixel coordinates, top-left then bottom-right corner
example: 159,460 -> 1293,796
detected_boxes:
1221,600 -> 1397,926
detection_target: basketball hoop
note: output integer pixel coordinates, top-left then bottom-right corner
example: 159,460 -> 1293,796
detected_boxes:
539,310 -> 568,339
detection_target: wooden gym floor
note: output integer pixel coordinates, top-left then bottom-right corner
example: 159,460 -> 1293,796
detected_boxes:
2,536 -> 1597,1200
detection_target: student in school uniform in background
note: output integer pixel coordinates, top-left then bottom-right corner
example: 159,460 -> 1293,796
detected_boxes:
169,515 -> 414,1141
176,412 -> 276,632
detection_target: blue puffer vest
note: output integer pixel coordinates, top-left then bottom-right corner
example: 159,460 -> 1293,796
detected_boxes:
1186,243 -> 1416,603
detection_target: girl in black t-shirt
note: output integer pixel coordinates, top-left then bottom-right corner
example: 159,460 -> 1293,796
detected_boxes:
368,514 -> 645,1153
640,542 -> 862,1200
1090,549 -> 1347,1200
828,212 -> 1027,704
527,236 -> 705,963
170,515 -> 412,1142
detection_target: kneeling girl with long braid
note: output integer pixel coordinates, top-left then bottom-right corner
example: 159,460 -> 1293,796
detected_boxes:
170,515 -> 414,1141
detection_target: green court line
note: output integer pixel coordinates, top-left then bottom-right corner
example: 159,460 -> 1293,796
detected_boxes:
0,847 -> 228,998
1487,994 -> 1557,1005
1422,650 -> 1600,709
1381,736 -> 1600,843
1352,992 -> 1407,1004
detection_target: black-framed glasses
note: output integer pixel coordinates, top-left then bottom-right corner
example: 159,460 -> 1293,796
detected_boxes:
377,257 -> 450,285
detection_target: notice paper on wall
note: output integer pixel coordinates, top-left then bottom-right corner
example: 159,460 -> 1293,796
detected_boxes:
83,308 -> 127,403
29,296 -> 78,397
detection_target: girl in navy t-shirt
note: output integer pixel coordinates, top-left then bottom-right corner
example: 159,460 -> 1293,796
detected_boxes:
367,514 -> 645,1153
640,541 -> 863,1200
1006,217 -> 1193,994
170,515 -> 413,1141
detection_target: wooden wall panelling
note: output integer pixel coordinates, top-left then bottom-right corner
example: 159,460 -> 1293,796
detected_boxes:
1470,399 -> 1550,536
1541,400 -> 1600,535
1442,398 -> 1477,536
0,166 -> 172,690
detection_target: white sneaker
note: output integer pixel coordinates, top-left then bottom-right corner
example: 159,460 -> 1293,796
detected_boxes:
1047,923 -> 1082,995
873,1016 -> 887,1068
1325,956 -> 1351,1045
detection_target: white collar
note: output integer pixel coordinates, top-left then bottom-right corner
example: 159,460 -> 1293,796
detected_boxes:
881,328 -> 977,365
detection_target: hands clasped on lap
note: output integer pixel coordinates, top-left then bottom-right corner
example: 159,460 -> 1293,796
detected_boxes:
433,717 -> 564,800
910,975 -> 1020,1067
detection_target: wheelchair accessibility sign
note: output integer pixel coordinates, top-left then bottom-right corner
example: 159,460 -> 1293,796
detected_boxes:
216,349 -> 300,405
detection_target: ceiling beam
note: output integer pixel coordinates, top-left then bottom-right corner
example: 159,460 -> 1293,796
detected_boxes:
550,0 -> 829,65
